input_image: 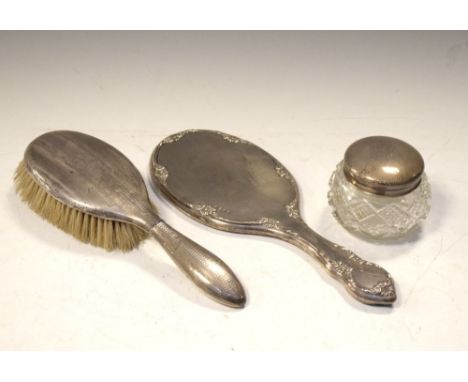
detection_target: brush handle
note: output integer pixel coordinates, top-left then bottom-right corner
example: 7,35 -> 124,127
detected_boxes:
151,220 -> 246,308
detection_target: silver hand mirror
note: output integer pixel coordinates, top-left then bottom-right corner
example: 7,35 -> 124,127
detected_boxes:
150,130 -> 397,306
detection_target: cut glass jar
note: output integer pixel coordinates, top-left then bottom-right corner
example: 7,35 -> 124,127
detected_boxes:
328,136 -> 431,240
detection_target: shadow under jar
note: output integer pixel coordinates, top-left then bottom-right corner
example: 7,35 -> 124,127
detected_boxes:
328,136 -> 431,241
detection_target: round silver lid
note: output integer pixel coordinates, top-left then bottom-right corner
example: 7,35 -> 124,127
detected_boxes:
343,136 -> 425,197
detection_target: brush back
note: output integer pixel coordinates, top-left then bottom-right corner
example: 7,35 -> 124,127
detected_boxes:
24,131 -> 156,228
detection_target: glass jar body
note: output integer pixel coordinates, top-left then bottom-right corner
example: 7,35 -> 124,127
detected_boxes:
328,161 -> 431,240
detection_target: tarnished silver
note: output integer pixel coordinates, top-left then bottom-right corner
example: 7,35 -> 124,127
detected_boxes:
150,130 -> 397,306
24,130 -> 246,308
343,136 -> 425,196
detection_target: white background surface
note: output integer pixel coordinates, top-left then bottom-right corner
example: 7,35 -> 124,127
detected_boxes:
1,31 -> 467,350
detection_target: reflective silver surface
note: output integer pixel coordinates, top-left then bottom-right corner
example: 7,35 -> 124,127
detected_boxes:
24,130 -> 246,308
344,136 -> 425,196
150,130 -> 397,306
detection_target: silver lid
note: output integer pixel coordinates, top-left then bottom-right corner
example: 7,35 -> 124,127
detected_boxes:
343,136 -> 425,197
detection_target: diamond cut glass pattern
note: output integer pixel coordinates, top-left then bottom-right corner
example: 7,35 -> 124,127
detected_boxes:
328,161 -> 431,240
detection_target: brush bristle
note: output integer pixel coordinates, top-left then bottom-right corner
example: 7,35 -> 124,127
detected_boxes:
14,160 -> 149,251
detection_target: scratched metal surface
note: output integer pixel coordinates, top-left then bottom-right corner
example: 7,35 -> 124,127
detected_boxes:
0,31 -> 467,350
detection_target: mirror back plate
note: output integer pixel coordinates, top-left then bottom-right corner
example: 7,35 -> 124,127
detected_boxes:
151,130 -> 300,232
